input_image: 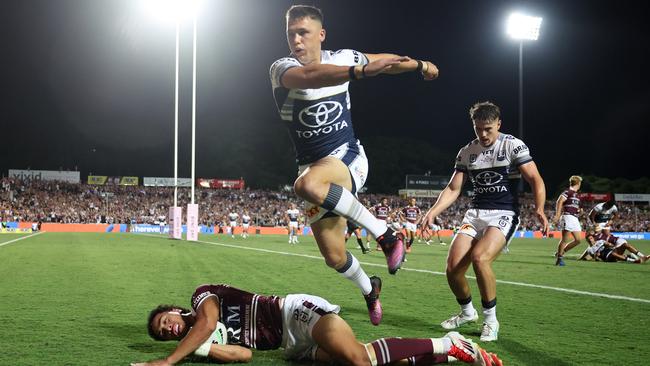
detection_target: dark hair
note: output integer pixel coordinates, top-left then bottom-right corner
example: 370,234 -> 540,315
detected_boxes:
469,101 -> 500,122
604,200 -> 616,208
286,5 -> 324,24
147,304 -> 191,341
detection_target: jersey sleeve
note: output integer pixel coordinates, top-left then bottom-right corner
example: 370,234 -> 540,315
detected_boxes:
454,147 -> 468,173
191,284 -> 219,313
269,57 -> 301,89
331,49 -> 369,66
508,137 -> 533,167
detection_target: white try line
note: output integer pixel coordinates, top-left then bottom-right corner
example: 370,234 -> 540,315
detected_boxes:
0,231 -> 44,248
138,234 -> 650,304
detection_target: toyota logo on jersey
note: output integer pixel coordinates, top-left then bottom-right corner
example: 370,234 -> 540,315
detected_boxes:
298,101 -> 343,128
475,171 -> 503,186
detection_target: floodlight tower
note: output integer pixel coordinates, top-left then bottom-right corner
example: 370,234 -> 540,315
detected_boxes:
506,12 -> 542,140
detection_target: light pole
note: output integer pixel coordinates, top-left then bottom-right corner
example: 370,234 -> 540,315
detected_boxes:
506,12 -> 542,140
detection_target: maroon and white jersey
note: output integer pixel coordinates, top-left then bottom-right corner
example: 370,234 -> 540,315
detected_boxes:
191,284 -> 283,350
560,188 -> 580,217
373,204 -> 391,220
593,231 -> 618,245
401,206 -> 421,223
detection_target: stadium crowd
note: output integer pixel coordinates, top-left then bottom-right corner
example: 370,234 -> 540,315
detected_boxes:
1,178 -> 649,232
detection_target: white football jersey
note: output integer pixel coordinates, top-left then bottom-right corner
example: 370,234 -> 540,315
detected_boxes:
270,50 -> 369,165
286,209 -> 300,222
590,203 -> 618,223
241,214 -> 251,224
455,133 -> 533,212
228,213 -> 239,222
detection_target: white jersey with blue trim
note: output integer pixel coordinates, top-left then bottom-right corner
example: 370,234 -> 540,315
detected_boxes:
270,49 -> 369,165
454,133 -> 533,212
286,209 -> 300,222
590,202 -> 618,223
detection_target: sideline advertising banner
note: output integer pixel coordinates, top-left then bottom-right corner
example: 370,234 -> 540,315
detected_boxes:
197,178 -> 245,189
119,176 -> 139,186
88,176 -> 108,185
9,169 -> 80,183
143,177 -> 192,187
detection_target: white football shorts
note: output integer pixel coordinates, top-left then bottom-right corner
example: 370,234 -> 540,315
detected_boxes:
300,141 -> 368,224
281,294 -> 340,361
559,214 -> 582,232
457,209 -> 520,244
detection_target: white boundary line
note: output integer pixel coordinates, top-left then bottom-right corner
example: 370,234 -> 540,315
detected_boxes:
0,231 -> 44,248
138,234 -> 650,304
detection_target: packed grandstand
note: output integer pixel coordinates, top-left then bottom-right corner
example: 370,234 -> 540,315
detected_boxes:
2,177 -> 648,233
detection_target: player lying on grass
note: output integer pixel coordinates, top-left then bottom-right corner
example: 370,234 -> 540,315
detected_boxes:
131,283 -> 501,366
579,232 -> 649,263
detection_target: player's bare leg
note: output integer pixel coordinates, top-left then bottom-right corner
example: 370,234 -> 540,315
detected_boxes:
297,159 -> 384,324
312,313 -> 499,366
562,231 -> 582,253
470,227 -> 506,341
295,156 -> 404,275
555,230 -> 576,266
441,233 -> 478,330
312,217 -> 382,325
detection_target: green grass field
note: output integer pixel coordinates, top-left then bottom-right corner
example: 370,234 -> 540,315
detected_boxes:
1,232 -> 649,365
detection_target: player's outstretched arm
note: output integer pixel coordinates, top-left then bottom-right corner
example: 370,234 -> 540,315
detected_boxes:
366,53 -> 439,79
163,297 -> 220,365
520,161 -> 549,235
420,171 -> 465,229
207,344 -> 252,363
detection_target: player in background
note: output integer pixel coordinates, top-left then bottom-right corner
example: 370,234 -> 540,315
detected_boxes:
286,203 -> 301,244
371,197 -> 392,251
420,101 -> 548,342
400,198 -> 421,253
579,232 -> 649,263
424,215 -> 447,245
270,5 -> 439,325
240,211 -> 251,239
133,283 -> 501,366
588,200 -> 618,231
553,176 -> 583,266
227,211 -> 239,239
346,220 -> 370,254
158,214 -> 166,234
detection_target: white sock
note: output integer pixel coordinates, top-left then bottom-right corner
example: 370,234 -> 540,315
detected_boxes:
637,252 -> 645,257
461,302 -> 476,317
431,337 -> 453,355
323,184 -> 387,238
483,306 -> 497,323
337,251 -> 372,295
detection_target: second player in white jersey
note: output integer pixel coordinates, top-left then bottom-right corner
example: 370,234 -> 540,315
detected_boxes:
421,101 -> 548,342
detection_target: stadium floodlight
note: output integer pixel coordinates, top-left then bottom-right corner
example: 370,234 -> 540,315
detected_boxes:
506,12 -> 542,141
506,13 -> 542,41
141,0 -> 202,24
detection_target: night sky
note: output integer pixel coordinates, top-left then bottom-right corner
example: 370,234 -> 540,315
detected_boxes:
2,0 -> 649,192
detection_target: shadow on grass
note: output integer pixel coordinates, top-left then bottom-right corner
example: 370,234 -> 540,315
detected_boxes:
100,322 -> 171,354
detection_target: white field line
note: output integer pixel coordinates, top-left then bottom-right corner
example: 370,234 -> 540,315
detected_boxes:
0,231 -> 44,247
138,234 -> 650,304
